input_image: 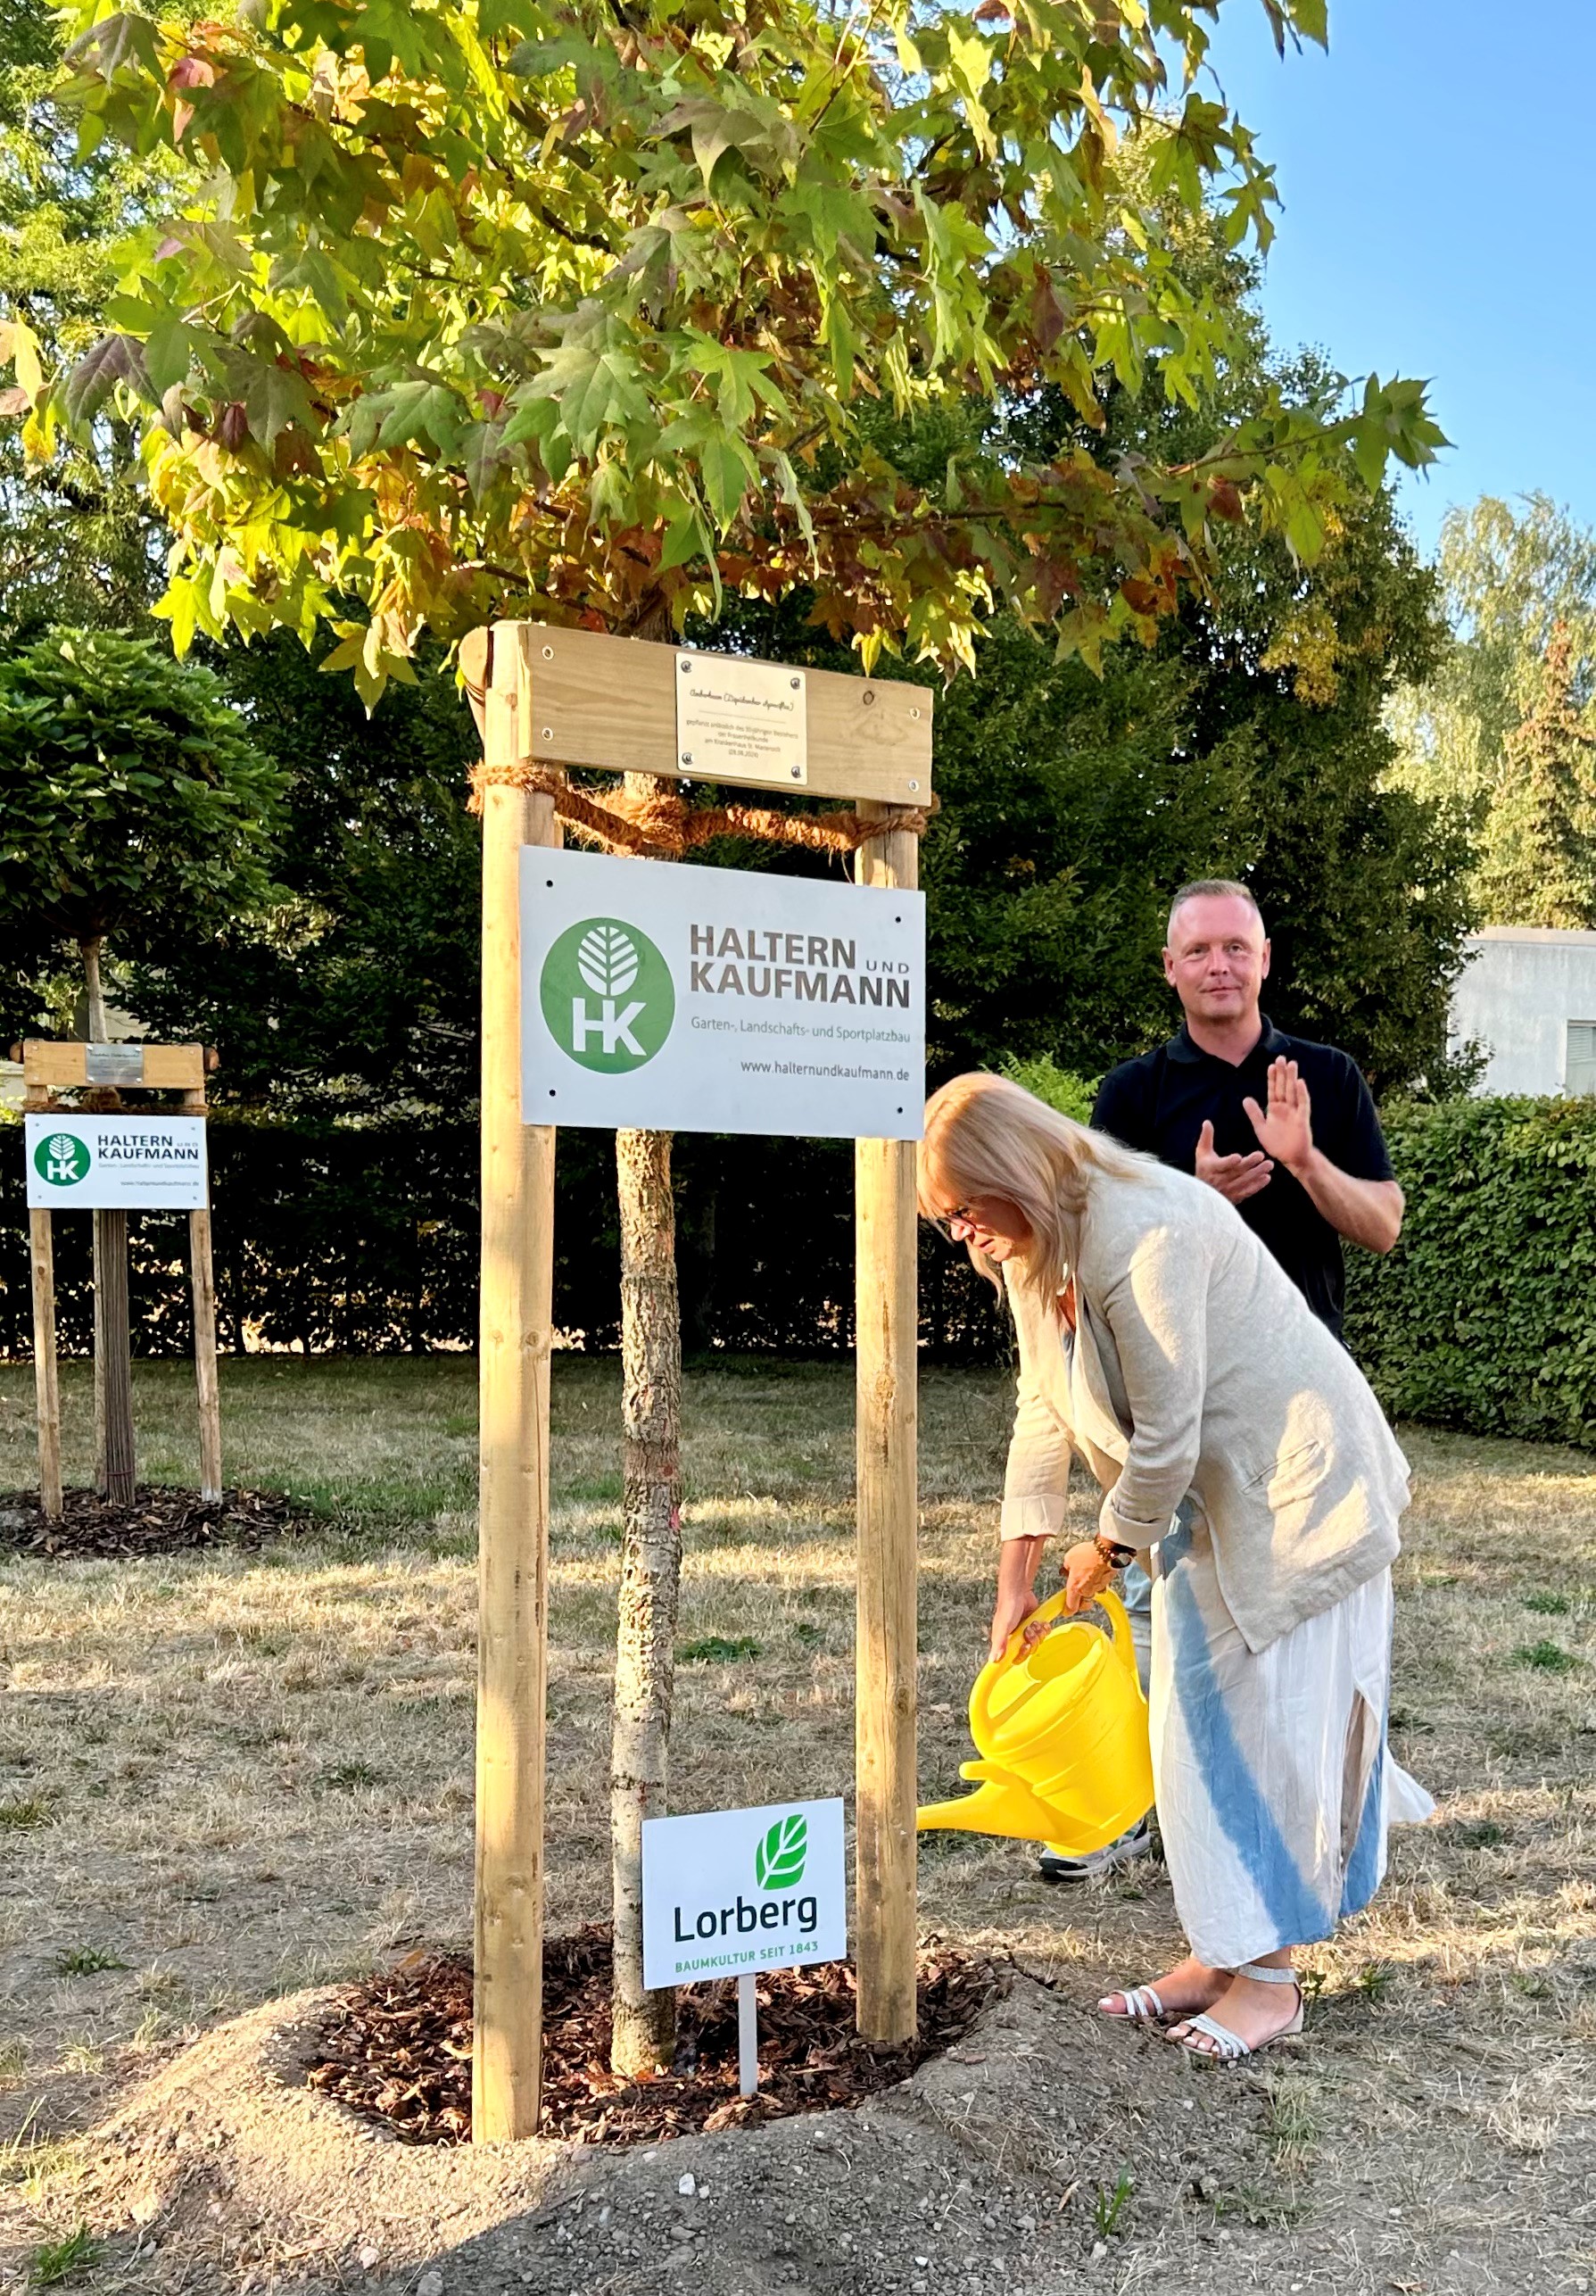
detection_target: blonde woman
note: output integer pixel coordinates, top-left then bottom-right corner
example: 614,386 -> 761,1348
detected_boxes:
920,1071 -> 1431,2061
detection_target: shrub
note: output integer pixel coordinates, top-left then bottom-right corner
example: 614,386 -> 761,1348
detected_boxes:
1345,1095 -> 1596,1448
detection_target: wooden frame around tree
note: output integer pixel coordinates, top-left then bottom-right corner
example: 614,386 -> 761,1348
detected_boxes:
460,620 -> 932,2143
19,1040 -> 222,1517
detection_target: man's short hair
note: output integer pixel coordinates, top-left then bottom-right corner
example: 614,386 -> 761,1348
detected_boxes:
1167,878 -> 1264,945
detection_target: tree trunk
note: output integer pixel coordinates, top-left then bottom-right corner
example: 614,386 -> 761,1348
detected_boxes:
605,774 -> 688,2080
81,936 -> 136,1506
609,1119 -> 682,2073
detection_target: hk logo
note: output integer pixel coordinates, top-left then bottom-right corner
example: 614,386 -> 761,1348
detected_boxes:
541,917 -> 674,1073
34,1131 -> 90,1187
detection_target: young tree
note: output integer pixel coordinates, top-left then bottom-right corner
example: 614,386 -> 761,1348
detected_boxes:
15,0 -> 1443,2075
0,628 -> 284,1500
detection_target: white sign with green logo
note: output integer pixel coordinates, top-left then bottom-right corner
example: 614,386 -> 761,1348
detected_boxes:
641,1796 -> 847,1989
521,850 -> 923,1138
23,1115 -> 209,1211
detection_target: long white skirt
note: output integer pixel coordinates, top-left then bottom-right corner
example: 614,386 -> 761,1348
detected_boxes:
1149,1506 -> 1434,1969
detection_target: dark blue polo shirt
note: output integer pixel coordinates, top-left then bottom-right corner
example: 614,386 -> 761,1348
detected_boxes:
1091,1018 -> 1393,1339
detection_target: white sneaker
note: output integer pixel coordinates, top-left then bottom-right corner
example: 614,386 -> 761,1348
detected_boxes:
1037,1814 -> 1153,1885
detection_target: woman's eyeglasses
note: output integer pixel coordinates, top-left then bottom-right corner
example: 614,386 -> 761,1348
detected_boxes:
930,1203 -> 972,1244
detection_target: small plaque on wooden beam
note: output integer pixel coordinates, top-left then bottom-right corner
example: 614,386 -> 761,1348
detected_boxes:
84,1044 -> 145,1086
675,651 -> 807,787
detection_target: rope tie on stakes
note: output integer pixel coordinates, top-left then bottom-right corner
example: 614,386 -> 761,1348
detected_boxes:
466,758 -> 935,857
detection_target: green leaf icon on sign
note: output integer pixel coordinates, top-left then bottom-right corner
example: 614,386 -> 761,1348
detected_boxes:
755,1812 -> 806,1892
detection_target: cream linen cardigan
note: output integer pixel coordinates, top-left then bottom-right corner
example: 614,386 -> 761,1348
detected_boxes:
999,1157 -> 1410,1654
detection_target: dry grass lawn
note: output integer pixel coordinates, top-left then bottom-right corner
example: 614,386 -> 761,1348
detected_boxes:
0,1355 -> 1593,2292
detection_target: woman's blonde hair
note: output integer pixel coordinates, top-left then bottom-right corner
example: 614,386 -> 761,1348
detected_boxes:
918,1071 -> 1153,1302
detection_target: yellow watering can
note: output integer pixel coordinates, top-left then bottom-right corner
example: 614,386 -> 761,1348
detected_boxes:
917,1587 -> 1154,1856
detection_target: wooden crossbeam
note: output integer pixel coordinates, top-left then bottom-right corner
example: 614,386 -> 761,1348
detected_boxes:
18,1041 -> 209,1091
460,624 -> 933,806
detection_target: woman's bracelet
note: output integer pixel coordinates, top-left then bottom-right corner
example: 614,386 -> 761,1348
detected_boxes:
1093,1532 -> 1136,1571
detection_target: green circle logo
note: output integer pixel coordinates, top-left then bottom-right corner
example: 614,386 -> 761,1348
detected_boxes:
35,1130 -> 91,1187
540,917 -> 675,1073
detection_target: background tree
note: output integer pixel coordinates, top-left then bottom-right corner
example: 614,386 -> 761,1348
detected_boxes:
0,628 -> 284,1500
0,0 -> 170,642
15,0 -> 1443,2078
1387,493 -> 1596,925
126,629 -> 484,1116
1473,625 -> 1596,929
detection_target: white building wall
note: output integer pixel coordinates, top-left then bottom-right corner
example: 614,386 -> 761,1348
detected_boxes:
1451,927 -> 1596,1094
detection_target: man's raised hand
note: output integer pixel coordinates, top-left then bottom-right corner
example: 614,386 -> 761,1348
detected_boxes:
1195,1117 -> 1274,1205
1243,1057 -> 1314,1174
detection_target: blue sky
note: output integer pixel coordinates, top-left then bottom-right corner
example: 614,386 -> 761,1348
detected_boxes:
1201,0 -> 1596,555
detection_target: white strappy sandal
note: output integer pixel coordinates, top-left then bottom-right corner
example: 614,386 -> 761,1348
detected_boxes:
1169,1961 -> 1303,2061
1098,1983 -> 1173,2024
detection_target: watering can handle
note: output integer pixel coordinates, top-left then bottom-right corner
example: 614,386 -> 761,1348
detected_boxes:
993,1583 -> 1138,1670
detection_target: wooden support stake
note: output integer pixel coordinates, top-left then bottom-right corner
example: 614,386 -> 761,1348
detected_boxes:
473,626 -> 561,2143
181,1085 -> 222,1504
95,1209 -> 136,1506
853,800 -> 919,2045
29,1211 -> 62,1520
190,1211 -> 222,1503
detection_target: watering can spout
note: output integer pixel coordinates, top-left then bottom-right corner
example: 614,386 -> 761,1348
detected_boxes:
916,1774 -> 1063,1840
916,1589 -> 1154,1858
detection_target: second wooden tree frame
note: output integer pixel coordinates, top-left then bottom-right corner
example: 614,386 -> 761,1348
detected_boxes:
460,620 -> 934,2142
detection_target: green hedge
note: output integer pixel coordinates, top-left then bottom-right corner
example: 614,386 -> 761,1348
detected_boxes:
13,1096 -> 1593,1450
1345,1095 -> 1596,1448
0,1116 -> 1005,1363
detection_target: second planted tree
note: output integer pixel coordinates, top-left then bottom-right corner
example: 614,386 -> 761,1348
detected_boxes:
22,0 -> 1441,2067
0,630 -> 282,1501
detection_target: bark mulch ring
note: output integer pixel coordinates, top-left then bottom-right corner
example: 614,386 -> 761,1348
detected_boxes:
0,1484 -> 320,1559
306,1927 -> 998,2146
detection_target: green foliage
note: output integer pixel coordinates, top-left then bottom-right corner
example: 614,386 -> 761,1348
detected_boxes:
53,1945 -> 126,1975
1390,493 -> 1596,822
8,0 -> 1443,699
1092,2169 -> 1135,2239
1344,1096 -> 1596,1447
680,1635 -> 763,1664
0,629 -> 285,982
1512,1641 -> 1576,1675
1389,493 -> 1596,928
125,630 -> 481,1115
27,2227 -> 99,2290
0,0 -> 170,641
1473,627 -> 1596,927
1000,1053 -> 1097,1123
0,1117 -> 1005,1359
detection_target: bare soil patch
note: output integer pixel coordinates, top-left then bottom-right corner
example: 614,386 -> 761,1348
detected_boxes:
0,1483 -> 317,1560
305,1929 -> 995,2145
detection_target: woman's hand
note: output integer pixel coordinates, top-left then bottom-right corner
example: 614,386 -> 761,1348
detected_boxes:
988,1581 -> 1042,1665
1063,1539 -> 1115,1613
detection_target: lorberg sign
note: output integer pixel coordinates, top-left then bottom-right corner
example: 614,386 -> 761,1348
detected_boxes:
23,1115 -> 209,1211
641,1797 -> 847,1988
521,850 -> 923,1139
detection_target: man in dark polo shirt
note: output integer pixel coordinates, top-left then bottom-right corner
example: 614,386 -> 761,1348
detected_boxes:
1036,877 -> 1402,1886
1093,877 -> 1403,1335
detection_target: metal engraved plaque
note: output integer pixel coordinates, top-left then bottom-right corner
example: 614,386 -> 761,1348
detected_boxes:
84,1044 -> 145,1086
675,653 -> 807,789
